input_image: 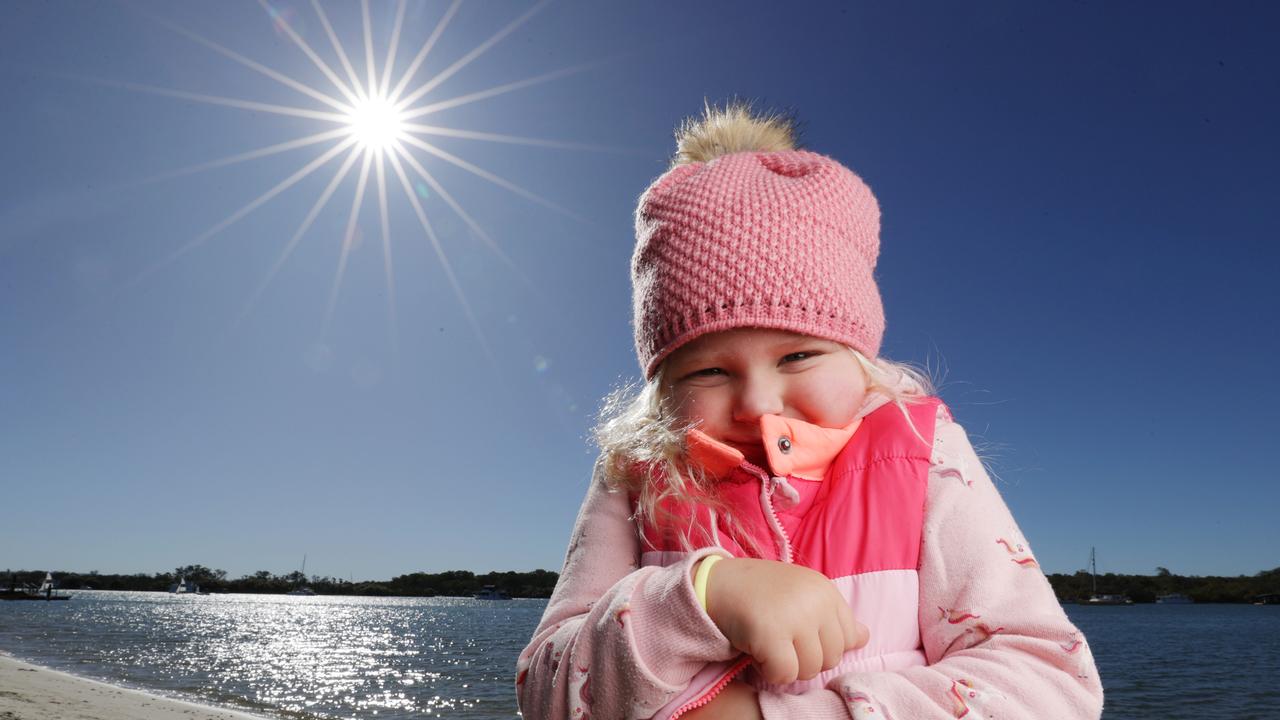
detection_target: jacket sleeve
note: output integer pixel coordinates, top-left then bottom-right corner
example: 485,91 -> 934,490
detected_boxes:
516,460 -> 739,720
756,408 -> 1104,719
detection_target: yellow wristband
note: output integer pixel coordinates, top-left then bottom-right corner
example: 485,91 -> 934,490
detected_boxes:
693,554 -> 724,612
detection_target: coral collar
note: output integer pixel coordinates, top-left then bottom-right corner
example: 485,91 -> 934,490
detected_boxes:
686,414 -> 861,481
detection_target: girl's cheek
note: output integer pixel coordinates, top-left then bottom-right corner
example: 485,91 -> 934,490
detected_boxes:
834,385 -> 866,421
817,374 -> 866,425
665,387 -> 699,425
677,391 -> 723,431
679,394 -> 710,427
844,383 -> 867,410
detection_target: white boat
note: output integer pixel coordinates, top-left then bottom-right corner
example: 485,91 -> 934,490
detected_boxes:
2,572 -> 70,601
37,572 -> 70,600
286,555 -> 317,596
168,575 -> 210,595
473,585 -> 510,600
1086,593 -> 1133,605
1156,593 -> 1194,604
1086,548 -> 1132,605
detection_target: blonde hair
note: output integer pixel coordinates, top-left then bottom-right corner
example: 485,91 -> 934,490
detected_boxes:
594,348 -> 934,556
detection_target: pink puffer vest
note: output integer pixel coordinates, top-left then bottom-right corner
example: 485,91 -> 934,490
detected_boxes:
635,398 -> 942,718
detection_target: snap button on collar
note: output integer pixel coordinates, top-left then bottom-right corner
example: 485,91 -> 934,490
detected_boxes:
777,436 -> 792,454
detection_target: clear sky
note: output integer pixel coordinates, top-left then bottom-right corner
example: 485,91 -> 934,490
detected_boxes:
2,1 -> 1277,582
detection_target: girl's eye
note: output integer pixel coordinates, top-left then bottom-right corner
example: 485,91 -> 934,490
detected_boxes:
782,352 -> 817,363
672,366 -> 726,385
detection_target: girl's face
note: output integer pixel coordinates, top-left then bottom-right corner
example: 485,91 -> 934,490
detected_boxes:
661,327 -> 868,467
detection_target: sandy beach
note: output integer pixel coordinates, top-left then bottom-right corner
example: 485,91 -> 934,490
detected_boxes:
0,653 -> 272,720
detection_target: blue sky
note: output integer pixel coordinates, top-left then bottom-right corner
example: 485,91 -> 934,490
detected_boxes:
2,1 -> 1277,582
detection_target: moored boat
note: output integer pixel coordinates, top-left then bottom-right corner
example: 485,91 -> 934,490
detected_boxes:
1087,593 -> 1134,605
1086,548 -> 1132,605
286,554 -> 317,596
1,572 -> 72,601
473,585 -> 510,600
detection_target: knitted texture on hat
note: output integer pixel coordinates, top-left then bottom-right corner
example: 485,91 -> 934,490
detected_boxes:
632,149 -> 884,378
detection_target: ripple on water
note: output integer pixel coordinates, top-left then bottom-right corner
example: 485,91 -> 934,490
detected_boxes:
0,591 -> 545,719
1065,603 -> 1280,719
4,595 -> 1274,719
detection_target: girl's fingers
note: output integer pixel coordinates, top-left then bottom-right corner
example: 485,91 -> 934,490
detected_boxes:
819,618 -> 846,671
838,602 -> 868,650
851,620 -> 869,649
757,646 -> 799,686
792,633 -> 824,681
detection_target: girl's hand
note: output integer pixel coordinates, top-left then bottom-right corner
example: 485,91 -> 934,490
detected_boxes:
681,679 -> 761,720
696,557 -> 868,685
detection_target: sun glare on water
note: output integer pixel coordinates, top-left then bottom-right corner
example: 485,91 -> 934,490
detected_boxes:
130,1 -> 602,356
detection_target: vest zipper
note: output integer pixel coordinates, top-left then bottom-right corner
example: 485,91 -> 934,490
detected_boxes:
668,466 -> 793,718
745,464 -> 794,564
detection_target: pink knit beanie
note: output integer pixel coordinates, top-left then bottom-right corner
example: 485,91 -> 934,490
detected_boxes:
632,104 -> 885,379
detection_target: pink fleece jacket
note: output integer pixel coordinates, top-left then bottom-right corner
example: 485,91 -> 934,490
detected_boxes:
516,394 -> 1103,719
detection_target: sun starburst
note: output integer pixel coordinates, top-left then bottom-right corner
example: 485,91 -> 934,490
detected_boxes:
122,0 -> 612,358
346,95 -> 406,153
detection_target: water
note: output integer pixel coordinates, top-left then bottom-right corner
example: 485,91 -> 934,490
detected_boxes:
2,593 -> 1278,719
0,591 -> 544,719
1068,603 -> 1280,719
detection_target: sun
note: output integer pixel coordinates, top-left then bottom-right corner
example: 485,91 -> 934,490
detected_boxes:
346,95 -> 405,153
129,1 -> 600,357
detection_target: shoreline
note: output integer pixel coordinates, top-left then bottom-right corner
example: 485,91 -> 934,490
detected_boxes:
0,652 -> 274,720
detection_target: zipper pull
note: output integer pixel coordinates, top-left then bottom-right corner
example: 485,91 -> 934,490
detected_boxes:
771,476 -> 801,506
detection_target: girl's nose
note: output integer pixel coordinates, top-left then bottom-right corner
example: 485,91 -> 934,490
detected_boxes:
732,375 -> 783,423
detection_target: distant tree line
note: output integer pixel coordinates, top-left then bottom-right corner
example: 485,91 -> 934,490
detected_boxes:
10,565 -> 1278,603
3,565 -> 560,598
1046,566 -> 1280,603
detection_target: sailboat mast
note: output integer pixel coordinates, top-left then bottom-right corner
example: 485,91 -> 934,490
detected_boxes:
1090,547 -> 1098,596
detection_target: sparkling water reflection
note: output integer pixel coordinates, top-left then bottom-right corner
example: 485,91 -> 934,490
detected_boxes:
0,591 -> 544,718
3,594 -> 1277,718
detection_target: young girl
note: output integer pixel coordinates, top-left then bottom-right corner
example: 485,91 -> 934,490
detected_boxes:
516,103 -> 1102,719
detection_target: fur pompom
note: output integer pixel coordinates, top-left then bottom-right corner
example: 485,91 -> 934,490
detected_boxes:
671,100 -> 797,167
